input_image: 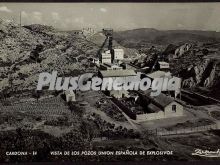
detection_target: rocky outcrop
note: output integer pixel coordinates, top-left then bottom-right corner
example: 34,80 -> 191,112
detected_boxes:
181,59 -> 218,88
174,43 -> 192,58
169,44 -> 219,89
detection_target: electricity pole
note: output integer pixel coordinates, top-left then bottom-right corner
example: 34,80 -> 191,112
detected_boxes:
19,11 -> 22,32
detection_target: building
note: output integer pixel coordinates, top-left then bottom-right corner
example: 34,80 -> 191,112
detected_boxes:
101,50 -> 112,63
136,91 -> 184,121
64,90 -> 76,102
100,48 -> 124,64
98,69 -> 140,98
99,63 -> 123,71
92,58 -> 100,65
146,70 -> 172,80
98,69 -> 137,79
114,49 -> 124,60
145,70 -> 181,98
158,61 -> 170,71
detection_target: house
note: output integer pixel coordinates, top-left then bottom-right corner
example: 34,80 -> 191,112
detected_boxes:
64,90 -> 76,102
136,90 -> 184,121
158,61 -> 169,71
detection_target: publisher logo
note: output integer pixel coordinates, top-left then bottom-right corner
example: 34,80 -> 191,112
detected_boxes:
192,149 -> 220,158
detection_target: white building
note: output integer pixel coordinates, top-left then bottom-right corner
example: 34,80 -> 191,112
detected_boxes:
114,49 -> 124,60
101,50 -> 112,63
158,61 -> 169,71
100,48 -> 124,64
64,90 -> 76,102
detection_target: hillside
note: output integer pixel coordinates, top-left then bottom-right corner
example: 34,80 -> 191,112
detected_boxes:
0,19 -> 100,97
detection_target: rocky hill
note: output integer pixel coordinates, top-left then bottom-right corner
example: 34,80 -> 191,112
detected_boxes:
114,28 -> 220,99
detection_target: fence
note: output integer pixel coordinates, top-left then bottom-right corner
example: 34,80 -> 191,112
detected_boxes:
143,123 -> 219,136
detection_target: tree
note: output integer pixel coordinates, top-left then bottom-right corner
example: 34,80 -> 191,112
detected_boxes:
32,90 -> 41,101
202,48 -> 209,56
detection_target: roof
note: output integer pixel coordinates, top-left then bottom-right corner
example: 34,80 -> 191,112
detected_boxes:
147,103 -> 161,113
146,71 -> 171,79
65,90 -> 75,95
153,93 -> 174,108
103,63 -> 121,67
158,61 -> 169,65
114,49 -> 124,51
99,70 -> 137,78
141,90 -> 175,110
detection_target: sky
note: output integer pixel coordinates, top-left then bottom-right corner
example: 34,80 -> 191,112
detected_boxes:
0,3 -> 220,31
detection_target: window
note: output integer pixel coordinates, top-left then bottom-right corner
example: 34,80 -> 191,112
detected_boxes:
172,105 -> 176,112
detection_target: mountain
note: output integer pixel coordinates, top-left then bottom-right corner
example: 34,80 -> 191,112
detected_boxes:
114,28 -> 220,47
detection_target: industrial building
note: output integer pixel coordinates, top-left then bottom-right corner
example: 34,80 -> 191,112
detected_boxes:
114,48 -> 124,60
99,63 -> 123,71
98,69 -> 139,98
98,69 -> 137,79
100,48 -> 124,64
101,50 -> 112,64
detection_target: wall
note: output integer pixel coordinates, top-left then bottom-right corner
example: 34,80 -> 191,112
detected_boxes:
66,94 -> 75,102
164,101 -> 183,117
136,101 -> 184,122
136,111 -> 165,121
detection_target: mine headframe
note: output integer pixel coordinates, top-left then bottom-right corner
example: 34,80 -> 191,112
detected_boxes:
102,28 -> 113,37
102,28 -> 114,63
